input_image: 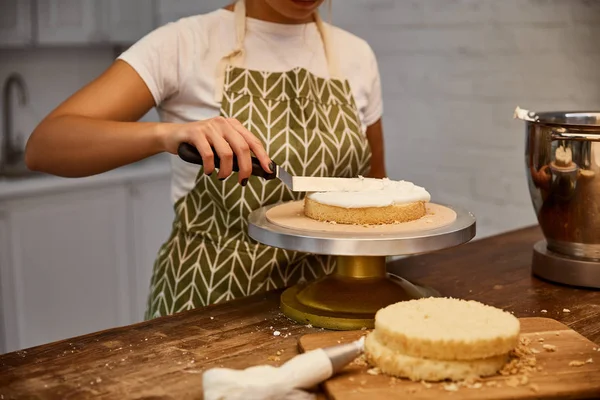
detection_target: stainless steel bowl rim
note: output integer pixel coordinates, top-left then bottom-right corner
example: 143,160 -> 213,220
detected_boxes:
525,111 -> 600,134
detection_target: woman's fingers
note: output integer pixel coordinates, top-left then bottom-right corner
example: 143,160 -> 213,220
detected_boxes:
226,118 -> 272,173
184,117 -> 270,183
189,133 -> 215,175
205,125 -> 234,179
216,118 -> 252,184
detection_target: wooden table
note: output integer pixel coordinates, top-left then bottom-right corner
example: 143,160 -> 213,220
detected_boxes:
1,226 -> 599,399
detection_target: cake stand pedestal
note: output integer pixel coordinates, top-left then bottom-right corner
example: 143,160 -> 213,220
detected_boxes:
248,201 -> 476,330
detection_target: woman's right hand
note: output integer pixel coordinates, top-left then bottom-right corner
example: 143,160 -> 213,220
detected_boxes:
160,116 -> 273,185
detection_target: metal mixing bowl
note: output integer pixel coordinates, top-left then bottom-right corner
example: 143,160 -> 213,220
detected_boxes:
520,110 -> 600,260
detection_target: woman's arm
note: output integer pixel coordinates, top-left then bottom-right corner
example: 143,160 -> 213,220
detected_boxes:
26,60 -> 271,182
365,118 -> 386,178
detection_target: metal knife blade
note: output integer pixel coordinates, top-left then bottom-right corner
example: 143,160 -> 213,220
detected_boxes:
177,143 -> 367,192
276,166 -> 371,192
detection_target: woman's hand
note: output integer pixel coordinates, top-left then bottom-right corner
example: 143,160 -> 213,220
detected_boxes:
160,117 -> 272,184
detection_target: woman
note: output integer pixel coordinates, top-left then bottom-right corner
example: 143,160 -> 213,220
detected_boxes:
26,0 -> 386,319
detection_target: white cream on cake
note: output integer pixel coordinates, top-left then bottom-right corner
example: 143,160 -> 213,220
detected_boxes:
307,178 -> 431,208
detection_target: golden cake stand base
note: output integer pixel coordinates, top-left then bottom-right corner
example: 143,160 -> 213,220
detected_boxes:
248,200 -> 476,331
280,255 -> 440,330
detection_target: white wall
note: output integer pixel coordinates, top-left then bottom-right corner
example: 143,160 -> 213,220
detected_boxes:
2,0 -> 600,239
331,0 -> 600,239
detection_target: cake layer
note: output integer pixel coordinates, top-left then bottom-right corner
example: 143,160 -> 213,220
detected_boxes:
365,333 -> 508,382
373,298 -> 520,361
304,197 -> 426,225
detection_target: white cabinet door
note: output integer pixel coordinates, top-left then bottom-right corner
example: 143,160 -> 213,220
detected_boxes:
0,208 -> 13,354
35,0 -> 154,45
36,0 -> 100,45
0,185 -> 132,353
0,0 -> 33,46
99,0 -> 154,44
155,0 -> 226,25
128,177 -> 173,322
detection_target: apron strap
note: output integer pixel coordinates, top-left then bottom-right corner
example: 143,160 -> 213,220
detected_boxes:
314,11 -> 340,79
214,0 -> 340,103
214,0 -> 247,103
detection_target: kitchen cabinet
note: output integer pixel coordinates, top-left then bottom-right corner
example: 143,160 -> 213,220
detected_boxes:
35,0 -> 100,45
99,0 -> 155,45
0,185 -> 132,353
0,0 -> 33,47
128,177 -> 173,322
155,0 -> 226,25
35,0 -> 154,45
0,165 -> 172,354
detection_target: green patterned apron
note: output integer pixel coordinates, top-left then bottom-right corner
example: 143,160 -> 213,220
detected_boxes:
145,0 -> 371,319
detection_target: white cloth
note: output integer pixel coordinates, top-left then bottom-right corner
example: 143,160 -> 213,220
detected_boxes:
203,348 -> 332,400
202,337 -> 366,400
117,8 -> 383,204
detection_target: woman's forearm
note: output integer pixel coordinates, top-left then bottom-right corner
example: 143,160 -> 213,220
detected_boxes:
26,116 -> 168,178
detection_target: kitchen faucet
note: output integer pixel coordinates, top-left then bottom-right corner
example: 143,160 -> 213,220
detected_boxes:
1,72 -> 29,174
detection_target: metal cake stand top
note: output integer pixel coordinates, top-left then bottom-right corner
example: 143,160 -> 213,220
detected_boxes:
248,202 -> 476,256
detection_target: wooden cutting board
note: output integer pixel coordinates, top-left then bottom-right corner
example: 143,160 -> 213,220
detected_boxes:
299,318 -> 600,399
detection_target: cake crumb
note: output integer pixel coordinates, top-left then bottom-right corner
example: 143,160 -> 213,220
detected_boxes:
542,344 -> 557,352
443,383 -> 459,392
268,355 -> 280,362
420,381 -> 433,389
506,377 -> 520,387
273,331 -> 281,336
351,354 -> 368,367
485,381 -> 500,387
569,360 -> 585,367
541,309 -> 547,313
529,383 -> 540,393
537,337 -> 545,342
499,336 -> 538,377
586,358 -> 593,364
563,308 -> 571,313
366,367 -> 381,376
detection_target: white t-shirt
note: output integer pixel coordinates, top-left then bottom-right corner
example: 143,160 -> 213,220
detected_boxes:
118,8 -> 383,204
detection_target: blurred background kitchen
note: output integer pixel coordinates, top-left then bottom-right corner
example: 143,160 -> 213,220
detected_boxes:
1,0 -> 599,354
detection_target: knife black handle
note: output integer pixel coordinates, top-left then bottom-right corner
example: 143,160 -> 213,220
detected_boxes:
177,142 -> 277,180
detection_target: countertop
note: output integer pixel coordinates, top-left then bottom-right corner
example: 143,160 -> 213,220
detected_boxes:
1,226 -> 599,399
0,154 -> 171,201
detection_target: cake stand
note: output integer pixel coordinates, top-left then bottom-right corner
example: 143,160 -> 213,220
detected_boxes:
248,201 -> 476,330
